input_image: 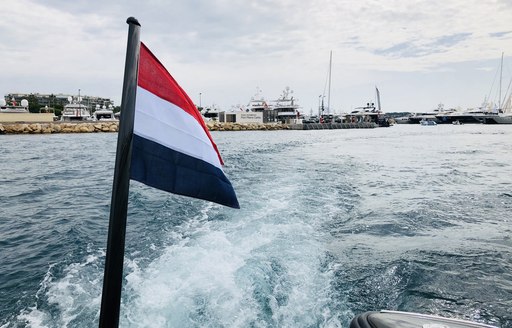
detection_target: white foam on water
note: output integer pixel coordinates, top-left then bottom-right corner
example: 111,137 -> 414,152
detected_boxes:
119,175 -> 343,327
124,231 -> 246,326
17,252 -> 103,327
16,307 -> 48,328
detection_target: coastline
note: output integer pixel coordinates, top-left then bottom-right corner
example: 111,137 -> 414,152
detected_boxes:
0,121 -> 289,134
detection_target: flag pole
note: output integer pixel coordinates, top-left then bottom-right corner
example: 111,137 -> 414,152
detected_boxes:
99,17 -> 141,328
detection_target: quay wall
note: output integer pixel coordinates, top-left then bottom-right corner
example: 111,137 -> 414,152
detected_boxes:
0,113 -> 56,123
289,122 -> 378,130
205,122 -> 288,131
0,121 -> 289,134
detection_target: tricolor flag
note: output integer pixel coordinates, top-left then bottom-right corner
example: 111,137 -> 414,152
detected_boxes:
100,19 -> 238,328
130,42 -> 239,208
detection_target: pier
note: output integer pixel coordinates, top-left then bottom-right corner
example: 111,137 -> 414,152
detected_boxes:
288,122 -> 377,130
0,121 -> 380,135
0,121 -> 288,134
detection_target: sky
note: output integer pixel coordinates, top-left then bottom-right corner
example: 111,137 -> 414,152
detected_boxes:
1,0 -> 512,114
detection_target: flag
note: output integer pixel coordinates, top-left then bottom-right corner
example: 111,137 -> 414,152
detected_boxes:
130,42 -> 239,208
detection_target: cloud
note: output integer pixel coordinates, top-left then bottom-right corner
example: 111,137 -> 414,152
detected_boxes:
1,0 -> 512,112
373,33 -> 472,58
489,31 -> 512,38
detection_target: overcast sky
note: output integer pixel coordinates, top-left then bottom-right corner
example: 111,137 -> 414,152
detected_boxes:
1,0 -> 512,113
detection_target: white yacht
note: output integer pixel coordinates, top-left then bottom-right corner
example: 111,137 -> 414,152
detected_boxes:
61,96 -> 91,121
247,87 -> 269,112
482,113 -> 512,124
346,88 -> 390,127
93,104 -> 117,121
272,87 -> 300,124
482,94 -> 512,124
202,104 -> 220,121
0,98 -> 29,113
437,105 -> 496,124
408,103 -> 456,124
246,87 -> 276,122
480,53 -> 512,124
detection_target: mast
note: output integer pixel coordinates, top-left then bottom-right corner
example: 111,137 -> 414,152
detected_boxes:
328,50 -> 332,115
499,52 -> 503,110
376,86 -> 381,111
78,89 -> 81,117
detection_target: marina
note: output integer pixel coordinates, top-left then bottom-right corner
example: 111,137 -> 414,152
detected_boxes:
1,3 -> 512,326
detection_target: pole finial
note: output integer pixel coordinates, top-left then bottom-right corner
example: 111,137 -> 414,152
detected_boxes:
126,17 -> 141,26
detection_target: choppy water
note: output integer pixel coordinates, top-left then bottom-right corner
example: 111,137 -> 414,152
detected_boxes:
0,125 -> 511,327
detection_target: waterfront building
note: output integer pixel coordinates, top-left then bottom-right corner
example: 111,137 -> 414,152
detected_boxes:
218,111 -> 263,124
4,93 -> 114,112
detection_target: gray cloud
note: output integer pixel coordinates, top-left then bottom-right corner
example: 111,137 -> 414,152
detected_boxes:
374,33 -> 472,58
489,31 -> 512,38
1,0 -> 512,113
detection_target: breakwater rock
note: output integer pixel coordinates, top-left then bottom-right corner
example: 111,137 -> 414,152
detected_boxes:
205,122 -> 289,131
0,122 -> 119,134
0,121 -> 289,134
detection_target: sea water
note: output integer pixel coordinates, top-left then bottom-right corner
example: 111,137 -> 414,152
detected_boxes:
0,125 -> 511,327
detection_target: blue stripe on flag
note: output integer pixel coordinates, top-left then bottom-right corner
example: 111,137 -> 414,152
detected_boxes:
130,134 -> 240,208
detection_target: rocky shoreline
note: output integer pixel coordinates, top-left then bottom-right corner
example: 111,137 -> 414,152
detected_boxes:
0,121 -> 289,134
205,121 -> 289,131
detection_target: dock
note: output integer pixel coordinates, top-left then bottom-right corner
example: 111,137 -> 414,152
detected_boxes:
288,122 -> 377,130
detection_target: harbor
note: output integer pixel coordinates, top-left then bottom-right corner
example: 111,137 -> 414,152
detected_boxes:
2,2 -> 512,326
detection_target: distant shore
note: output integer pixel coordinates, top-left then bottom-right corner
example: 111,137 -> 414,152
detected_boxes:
0,121 -> 289,134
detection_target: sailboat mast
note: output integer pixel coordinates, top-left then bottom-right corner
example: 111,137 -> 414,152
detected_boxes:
376,86 -> 381,111
499,52 -> 504,110
328,50 -> 332,115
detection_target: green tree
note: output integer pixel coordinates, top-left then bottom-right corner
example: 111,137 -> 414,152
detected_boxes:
27,94 -> 40,113
54,104 -> 63,117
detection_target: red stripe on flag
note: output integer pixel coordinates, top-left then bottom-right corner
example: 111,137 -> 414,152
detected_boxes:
138,42 -> 224,165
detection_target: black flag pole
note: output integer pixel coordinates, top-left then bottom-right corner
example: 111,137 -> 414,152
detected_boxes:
99,17 -> 140,328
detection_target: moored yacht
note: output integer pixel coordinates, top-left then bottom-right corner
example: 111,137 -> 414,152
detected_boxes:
407,103 -> 455,124
482,94 -> 512,124
246,87 -> 269,112
346,103 -> 388,127
202,104 -> 220,121
61,95 -> 91,121
436,106 -> 496,124
346,88 -> 390,127
482,53 -> 512,124
247,87 -> 276,122
272,87 -> 301,124
0,97 -> 29,113
482,113 -> 512,124
93,104 -> 117,121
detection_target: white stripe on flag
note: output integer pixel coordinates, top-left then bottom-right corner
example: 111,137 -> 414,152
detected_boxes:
134,86 -> 222,170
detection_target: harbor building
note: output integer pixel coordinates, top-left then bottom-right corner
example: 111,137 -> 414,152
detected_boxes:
5,93 -> 114,111
218,111 -> 264,124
